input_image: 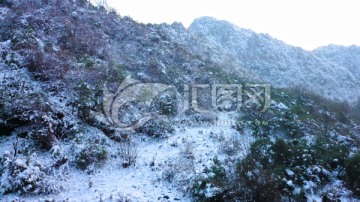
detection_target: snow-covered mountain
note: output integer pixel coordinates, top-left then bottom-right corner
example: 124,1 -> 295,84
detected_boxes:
313,44 -> 360,83
171,17 -> 360,102
1,1 -> 360,201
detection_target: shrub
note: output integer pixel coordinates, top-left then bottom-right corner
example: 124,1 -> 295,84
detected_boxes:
75,143 -> 107,170
234,163 -> 282,202
75,82 -> 102,123
313,134 -> 350,171
192,157 -> 227,201
1,88 -> 77,149
77,54 -> 95,69
239,108 -> 303,138
345,152 -> 360,196
153,90 -> 178,116
248,138 -> 273,168
0,152 -> 61,195
137,118 -> 174,138
118,140 -> 138,168
272,139 -> 315,170
219,137 -> 343,201
106,63 -> 127,84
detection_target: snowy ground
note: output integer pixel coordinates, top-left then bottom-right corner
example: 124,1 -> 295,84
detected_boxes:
1,114 -> 254,202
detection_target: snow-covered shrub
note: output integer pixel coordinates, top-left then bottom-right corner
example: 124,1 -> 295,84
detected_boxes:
75,82 -> 103,123
137,118 -> 174,138
26,49 -> 69,81
163,168 -> 176,182
0,69 -> 77,149
345,151 -> 360,196
240,111 -> 272,137
0,122 -> 13,136
159,95 -> 178,116
77,54 -> 96,69
313,134 -> 350,170
151,89 -> 178,116
230,139 -> 282,202
240,104 -> 303,138
270,139 -> 332,196
118,140 -> 138,168
320,180 -> 351,202
192,157 -> 227,201
11,99 -> 77,150
0,152 -> 61,195
75,143 -> 107,170
106,63 -> 127,84
224,137 -> 353,201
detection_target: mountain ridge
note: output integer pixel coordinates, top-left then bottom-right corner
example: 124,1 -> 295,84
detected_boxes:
168,16 -> 360,102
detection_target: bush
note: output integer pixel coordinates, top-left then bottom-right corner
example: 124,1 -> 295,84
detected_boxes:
218,137 -> 344,201
118,140 -> 138,168
220,134 -> 243,155
345,152 -> 360,196
272,139 -> 315,170
153,90 -> 178,116
77,54 -> 95,69
0,152 -> 61,195
192,157 -> 227,201
75,82 -> 103,123
239,108 -> 303,138
159,92 -> 178,116
314,134 -> 350,170
2,91 -> 77,149
75,143 -> 107,170
233,163 -> 282,202
137,118 -> 174,138
0,64 -> 78,148
106,63 -> 127,84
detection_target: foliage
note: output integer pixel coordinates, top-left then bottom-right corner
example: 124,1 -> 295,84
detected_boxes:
204,136 -> 356,201
192,157 -> 227,201
106,64 -> 127,84
0,152 -> 61,195
313,134 -> 350,171
75,82 -> 101,121
0,76 -> 77,149
137,118 -> 174,138
345,152 -> 360,196
77,54 -> 95,69
75,143 -> 107,170
152,89 -> 178,116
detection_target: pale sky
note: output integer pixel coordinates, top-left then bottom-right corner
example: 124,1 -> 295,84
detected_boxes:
107,0 -> 360,50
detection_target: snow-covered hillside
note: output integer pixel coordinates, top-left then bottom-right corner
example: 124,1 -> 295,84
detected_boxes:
168,17 -> 360,102
313,45 -> 360,82
1,117 -> 254,201
1,1 -> 360,201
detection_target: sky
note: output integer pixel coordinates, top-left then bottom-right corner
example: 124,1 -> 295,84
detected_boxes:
107,0 -> 360,50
